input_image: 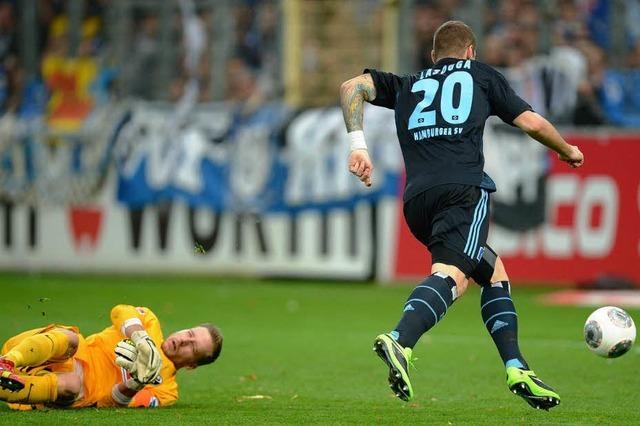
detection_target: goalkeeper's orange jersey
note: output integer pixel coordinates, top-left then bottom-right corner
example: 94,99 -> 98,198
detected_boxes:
3,305 -> 178,409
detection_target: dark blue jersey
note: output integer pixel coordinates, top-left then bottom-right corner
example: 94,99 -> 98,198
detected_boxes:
365,58 -> 531,202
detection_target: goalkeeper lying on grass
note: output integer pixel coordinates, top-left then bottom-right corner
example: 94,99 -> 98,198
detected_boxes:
0,305 -> 222,409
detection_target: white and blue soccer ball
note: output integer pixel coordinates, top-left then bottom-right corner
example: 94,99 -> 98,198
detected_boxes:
584,306 -> 636,358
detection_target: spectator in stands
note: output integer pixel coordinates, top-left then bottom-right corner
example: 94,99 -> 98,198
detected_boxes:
554,0 -> 589,45
485,0 -> 521,38
253,0 -> 280,99
226,56 -> 265,116
599,55 -> 640,127
123,12 -> 160,100
573,40 -> 608,125
0,1 -> 19,115
231,0 -> 279,100
41,15 -> 102,132
414,2 -> 450,69
626,0 -> 640,47
515,2 -> 541,59
234,3 -> 262,70
626,39 -> 640,69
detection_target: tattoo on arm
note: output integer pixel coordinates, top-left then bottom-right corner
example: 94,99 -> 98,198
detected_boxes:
340,74 -> 376,132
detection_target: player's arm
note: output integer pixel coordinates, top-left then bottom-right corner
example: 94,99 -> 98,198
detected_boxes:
340,73 -> 376,132
129,382 -> 178,408
112,379 -> 173,408
111,372 -> 146,407
111,305 -> 162,384
513,111 -> 584,168
339,74 -> 377,187
112,339 -> 168,408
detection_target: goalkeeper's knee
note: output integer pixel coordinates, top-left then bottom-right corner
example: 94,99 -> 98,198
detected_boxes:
55,372 -> 82,405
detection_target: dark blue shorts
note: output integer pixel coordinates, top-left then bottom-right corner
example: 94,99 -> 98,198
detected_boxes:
403,184 -> 490,276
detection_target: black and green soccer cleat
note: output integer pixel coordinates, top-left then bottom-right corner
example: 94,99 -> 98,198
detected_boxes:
506,367 -> 560,410
373,333 -> 415,402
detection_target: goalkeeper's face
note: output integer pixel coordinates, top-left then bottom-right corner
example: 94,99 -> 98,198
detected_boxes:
161,326 -> 214,369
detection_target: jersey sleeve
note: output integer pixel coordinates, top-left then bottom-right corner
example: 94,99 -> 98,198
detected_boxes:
363,68 -> 403,109
110,305 -> 163,340
488,69 -> 533,125
130,380 -> 178,408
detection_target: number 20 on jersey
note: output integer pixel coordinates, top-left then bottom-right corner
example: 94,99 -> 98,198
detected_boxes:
408,71 -> 474,130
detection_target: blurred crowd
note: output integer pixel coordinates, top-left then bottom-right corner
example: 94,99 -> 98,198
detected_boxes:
0,0 -> 279,130
415,0 -> 640,126
1,0 -> 640,128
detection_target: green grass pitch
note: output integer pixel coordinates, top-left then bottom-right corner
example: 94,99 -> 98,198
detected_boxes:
0,273 -> 638,425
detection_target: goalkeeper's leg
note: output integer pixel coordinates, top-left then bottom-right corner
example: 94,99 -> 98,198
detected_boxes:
2,328 -> 78,367
0,371 -> 81,405
1,328 -> 78,392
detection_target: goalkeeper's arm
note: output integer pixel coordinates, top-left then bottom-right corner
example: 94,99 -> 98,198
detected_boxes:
111,376 -> 145,407
113,339 -> 163,407
110,305 -> 162,384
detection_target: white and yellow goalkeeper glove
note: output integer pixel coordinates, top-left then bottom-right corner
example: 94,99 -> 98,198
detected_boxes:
115,332 -> 162,384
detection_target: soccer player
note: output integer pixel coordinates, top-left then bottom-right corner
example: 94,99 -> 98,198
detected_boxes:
0,304 -> 222,409
340,21 -> 583,410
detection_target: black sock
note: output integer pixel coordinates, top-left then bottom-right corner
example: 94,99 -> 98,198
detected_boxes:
480,281 -> 529,369
392,273 -> 458,349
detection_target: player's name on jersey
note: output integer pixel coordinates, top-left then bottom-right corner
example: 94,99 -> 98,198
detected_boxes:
413,126 -> 464,141
419,60 -> 471,80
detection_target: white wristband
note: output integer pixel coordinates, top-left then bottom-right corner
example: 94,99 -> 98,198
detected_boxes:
348,130 -> 368,151
121,318 -> 142,335
111,384 -> 133,406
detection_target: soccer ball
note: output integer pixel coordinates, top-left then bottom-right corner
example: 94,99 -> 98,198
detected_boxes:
584,306 -> 636,358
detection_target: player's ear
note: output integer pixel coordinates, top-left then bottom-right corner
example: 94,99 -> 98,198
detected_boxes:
467,45 -> 476,60
431,49 -> 436,63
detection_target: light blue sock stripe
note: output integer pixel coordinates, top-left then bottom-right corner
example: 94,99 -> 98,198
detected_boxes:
415,285 -> 448,313
406,298 -> 438,323
505,358 -> 525,369
467,190 -> 488,256
464,190 -> 487,255
483,311 -> 517,327
480,297 -> 512,311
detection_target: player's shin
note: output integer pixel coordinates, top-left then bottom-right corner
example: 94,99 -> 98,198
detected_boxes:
392,272 -> 458,349
3,330 -> 74,368
0,373 -> 58,403
480,281 -> 528,369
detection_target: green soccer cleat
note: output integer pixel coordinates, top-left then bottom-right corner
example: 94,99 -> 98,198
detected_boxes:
506,367 -> 560,411
372,334 -> 415,402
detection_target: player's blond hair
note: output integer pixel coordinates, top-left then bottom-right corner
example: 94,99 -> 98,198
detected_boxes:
197,323 -> 223,366
432,21 -> 476,61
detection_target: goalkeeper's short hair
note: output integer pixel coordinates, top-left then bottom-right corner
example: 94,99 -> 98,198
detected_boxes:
198,323 -> 223,366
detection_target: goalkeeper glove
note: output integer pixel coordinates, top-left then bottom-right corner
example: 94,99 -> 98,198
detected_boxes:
129,330 -> 162,384
115,339 -> 163,385
115,338 -> 138,372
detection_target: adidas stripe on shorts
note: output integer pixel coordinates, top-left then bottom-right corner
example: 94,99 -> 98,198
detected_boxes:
403,184 -> 490,276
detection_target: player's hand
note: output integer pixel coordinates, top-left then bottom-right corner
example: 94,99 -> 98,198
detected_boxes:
348,149 -> 374,187
558,145 -> 584,168
115,338 -> 138,373
130,330 -> 162,384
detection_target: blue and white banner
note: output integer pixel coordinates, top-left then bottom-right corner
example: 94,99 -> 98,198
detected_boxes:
114,102 -> 402,213
0,102 -> 404,280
